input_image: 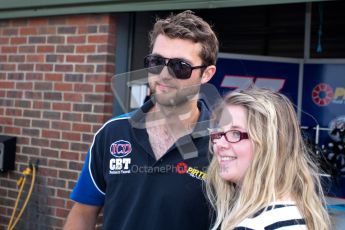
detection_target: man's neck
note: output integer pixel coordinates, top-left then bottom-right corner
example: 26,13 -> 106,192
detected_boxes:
146,99 -> 200,160
148,99 -> 200,134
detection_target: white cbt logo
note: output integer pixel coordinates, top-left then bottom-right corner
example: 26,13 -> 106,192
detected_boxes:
109,158 -> 131,170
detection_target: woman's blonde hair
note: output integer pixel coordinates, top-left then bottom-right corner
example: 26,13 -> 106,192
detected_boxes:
206,88 -> 330,230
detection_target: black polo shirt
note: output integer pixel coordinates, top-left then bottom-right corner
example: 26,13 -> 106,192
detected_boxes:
71,99 -> 212,230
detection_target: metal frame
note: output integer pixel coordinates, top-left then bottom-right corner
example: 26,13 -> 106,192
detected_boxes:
0,0 -> 330,19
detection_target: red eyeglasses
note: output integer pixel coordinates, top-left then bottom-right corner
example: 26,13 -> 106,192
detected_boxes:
210,130 -> 248,144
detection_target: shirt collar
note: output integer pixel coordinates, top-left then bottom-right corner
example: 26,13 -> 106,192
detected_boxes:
130,98 -> 211,138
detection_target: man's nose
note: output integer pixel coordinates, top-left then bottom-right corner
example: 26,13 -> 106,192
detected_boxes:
160,66 -> 174,80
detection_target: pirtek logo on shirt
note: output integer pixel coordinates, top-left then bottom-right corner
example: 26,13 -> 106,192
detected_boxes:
176,162 -> 206,180
186,167 -> 206,180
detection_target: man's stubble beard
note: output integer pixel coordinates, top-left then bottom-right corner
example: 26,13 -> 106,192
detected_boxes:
150,83 -> 200,108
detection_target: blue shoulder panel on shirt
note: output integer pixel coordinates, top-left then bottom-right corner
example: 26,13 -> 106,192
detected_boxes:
70,150 -> 105,206
70,113 -> 134,205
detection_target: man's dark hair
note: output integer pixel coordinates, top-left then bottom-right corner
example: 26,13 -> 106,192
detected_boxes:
149,10 -> 219,66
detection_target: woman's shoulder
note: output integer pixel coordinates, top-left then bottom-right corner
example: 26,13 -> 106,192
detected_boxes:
234,201 -> 307,230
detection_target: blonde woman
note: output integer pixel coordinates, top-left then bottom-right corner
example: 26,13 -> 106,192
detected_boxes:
206,88 -> 330,230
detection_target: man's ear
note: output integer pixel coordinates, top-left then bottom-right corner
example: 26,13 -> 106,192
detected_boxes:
201,65 -> 216,84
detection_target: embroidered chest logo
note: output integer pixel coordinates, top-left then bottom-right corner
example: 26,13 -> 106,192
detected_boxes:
110,140 -> 132,157
109,140 -> 132,175
176,162 -> 206,180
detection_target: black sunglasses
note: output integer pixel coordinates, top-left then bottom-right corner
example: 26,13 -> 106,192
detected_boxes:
210,130 -> 249,144
144,54 -> 206,79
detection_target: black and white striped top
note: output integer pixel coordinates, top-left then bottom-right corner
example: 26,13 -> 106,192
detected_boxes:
234,201 -> 307,230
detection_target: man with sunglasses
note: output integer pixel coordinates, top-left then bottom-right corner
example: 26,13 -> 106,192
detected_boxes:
64,10 -> 218,230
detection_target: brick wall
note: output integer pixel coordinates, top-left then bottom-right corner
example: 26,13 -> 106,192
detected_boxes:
0,13 -> 116,229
